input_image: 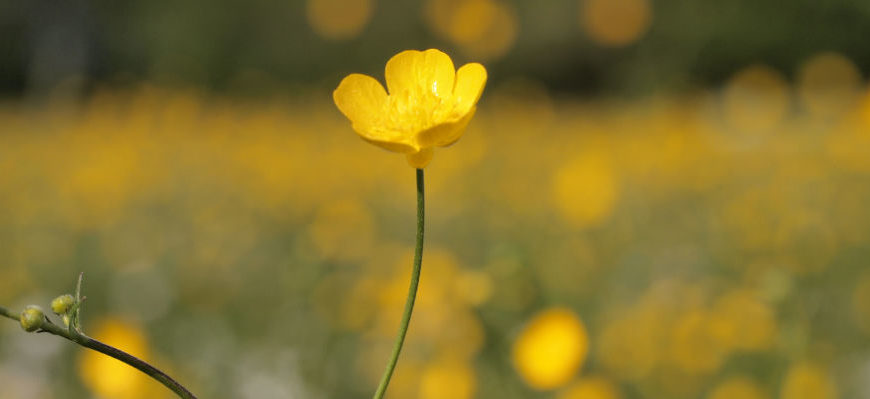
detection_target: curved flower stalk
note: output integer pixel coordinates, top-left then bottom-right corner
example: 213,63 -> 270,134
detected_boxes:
0,273 -> 197,399
334,48 -> 487,168
333,49 -> 486,399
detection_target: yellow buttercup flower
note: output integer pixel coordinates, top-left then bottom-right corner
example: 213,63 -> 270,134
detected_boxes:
333,49 -> 487,168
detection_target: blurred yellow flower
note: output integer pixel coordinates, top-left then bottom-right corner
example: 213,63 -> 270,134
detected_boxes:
306,0 -> 373,40
333,49 -> 487,168
558,376 -> 622,399
669,309 -> 726,374
722,64 -> 789,134
709,289 -> 777,352
797,52 -> 862,119
781,362 -> 838,399
552,151 -> 619,228
707,376 -> 768,399
597,307 -> 661,381
78,318 -> 169,399
580,0 -> 652,47
419,358 -> 477,399
512,307 -> 588,390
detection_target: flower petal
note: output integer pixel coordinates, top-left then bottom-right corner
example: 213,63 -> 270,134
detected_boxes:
416,107 -> 477,148
333,73 -> 387,129
360,133 -> 418,154
385,49 -> 456,99
406,148 -> 434,168
452,63 -> 487,116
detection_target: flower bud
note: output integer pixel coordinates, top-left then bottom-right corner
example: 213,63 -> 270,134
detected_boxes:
51,294 -> 75,315
20,306 -> 45,332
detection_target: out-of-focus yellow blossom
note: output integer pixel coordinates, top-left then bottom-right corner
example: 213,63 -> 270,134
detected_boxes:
797,52 -> 862,119
424,0 -> 518,61
580,0 -> 652,47
709,289 -> 777,352
3,80 -> 870,399
306,0 -> 373,40
79,319 -> 169,399
419,358 -> 477,399
553,150 -> 619,228
558,376 -> 622,399
598,305 -> 663,381
380,359 -> 424,399
453,269 -> 494,306
669,309 -> 726,374
333,49 -> 487,168
780,362 -> 838,399
722,64 -> 790,134
308,199 -> 376,261
512,308 -> 588,390
707,376 -> 769,399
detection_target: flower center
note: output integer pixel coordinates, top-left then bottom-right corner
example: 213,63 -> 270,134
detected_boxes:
381,87 -> 457,136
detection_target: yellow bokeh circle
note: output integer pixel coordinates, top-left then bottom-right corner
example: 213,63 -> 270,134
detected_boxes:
707,376 -> 768,399
597,309 -> 660,381
78,319 -> 161,399
449,0 -> 498,45
722,64 -> 790,133
419,359 -> 477,399
425,0 -> 518,61
552,152 -> 619,229
669,309 -> 726,374
580,0 -> 652,47
307,0 -> 373,40
512,307 -> 589,390
308,199 -> 376,261
797,52 -> 863,119
558,376 -> 622,399
781,362 -> 838,399
709,290 -> 777,352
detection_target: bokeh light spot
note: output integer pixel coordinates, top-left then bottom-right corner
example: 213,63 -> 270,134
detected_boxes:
669,309 -> 726,374
722,64 -> 790,133
781,362 -> 838,399
419,359 -> 477,399
425,0 -> 518,61
580,0 -> 652,47
709,289 -> 777,352
797,52 -> 863,119
707,376 -> 769,399
558,376 -> 622,399
78,319 -> 163,399
512,308 -> 589,390
553,151 -> 619,229
308,199 -> 376,261
306,0 -> 373,40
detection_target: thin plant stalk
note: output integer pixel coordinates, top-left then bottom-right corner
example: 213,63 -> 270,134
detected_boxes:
373,168 -> 425,399
1,303 -> 196,398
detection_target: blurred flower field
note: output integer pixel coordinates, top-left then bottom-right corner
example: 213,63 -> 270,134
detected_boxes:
2,55 -> 870,399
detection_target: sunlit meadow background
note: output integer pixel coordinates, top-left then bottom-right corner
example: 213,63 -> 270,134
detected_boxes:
2,1 -> 870,398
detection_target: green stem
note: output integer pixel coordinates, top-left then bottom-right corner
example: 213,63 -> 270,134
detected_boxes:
373,168 -> 425,399
0,306 -> 16,321
0,306 -> 197,399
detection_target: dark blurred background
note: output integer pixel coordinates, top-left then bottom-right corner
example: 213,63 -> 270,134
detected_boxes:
3,0 -> 870,97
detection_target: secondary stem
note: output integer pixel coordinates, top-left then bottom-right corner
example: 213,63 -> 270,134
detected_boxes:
0,306 -> 197,399
372,168 -> 425,399
0,306 -> 16,321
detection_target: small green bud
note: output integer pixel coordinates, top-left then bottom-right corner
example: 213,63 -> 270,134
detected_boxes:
51,294 -> 75,315
20,305 -> 45,332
